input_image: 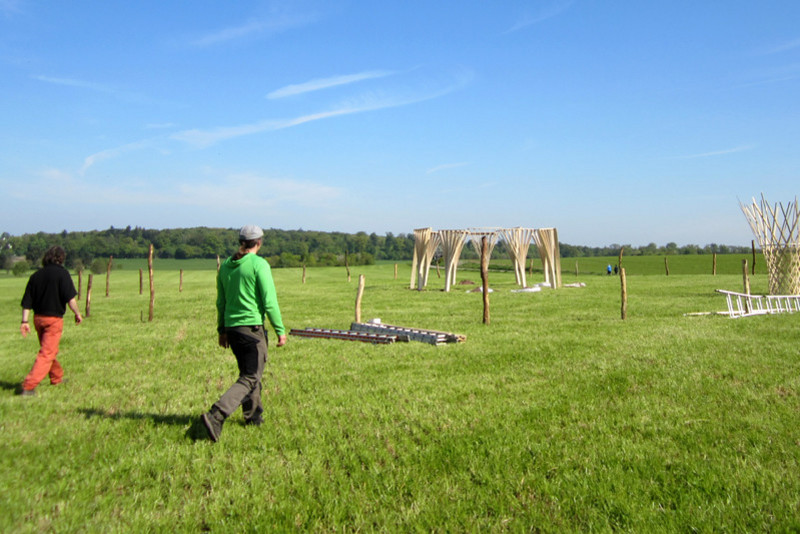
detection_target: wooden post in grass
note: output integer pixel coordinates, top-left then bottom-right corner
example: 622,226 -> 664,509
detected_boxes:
105,256 -> 112,297
148,244 -> 155,322
743,259 -> 751,295
139,269 -> 143,295
481,236 -> 490,325
355,274 -> 365,323
394,263 -> 398,280
618,247 -> 624,274
302,264 -> 306,284
713,253 -> 717,275
179,269 -> 183,292
85,274 -> 93,318
77,269 -> 82,301
216,255 -> 220,272
345,251 -> 351,282
664,257 -> 669,276
620,267 -> 627,320
575,261 -> 579,277
751,240 -> 756,275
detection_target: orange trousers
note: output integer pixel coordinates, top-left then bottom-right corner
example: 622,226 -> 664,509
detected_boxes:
22,315 -> 65,391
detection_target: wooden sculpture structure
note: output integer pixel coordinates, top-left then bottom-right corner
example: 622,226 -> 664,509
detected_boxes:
438,229 -> 469,292
741,195 -> 800,295
412,225 -> 562,291
409,227 -> 439,290
501,227 -> 537,288
468,228 -> 501,260
534,228 -> 562,289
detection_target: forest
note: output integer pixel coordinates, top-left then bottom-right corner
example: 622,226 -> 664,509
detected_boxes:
0,226 -> 753,273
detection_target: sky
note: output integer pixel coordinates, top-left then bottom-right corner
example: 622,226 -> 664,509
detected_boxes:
1,1 -> 799,247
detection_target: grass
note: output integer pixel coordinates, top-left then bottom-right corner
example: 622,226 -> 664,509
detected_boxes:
1,257 -> 799,531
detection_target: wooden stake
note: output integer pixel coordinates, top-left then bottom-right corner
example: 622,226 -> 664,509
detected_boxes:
216,255 -> 221,272
481,236 -> 490,325
743,259 -> 751,295
712,253 -> 717,275
394,263 -> 398,280
148,244 -> 155,322
179,269 -> 183,292
345,251 -> 351,282
85,274 -> 93,318
751,240 -> 756,275
664,257 -> 669,276
575,261 -> 579,277
302,264 -> 307,284
77,269 -> 82,301
355,274 -> 365,323
620,268 -> 627,320
742,259 -> 751,314
105,256 -> 112,297
618,247 -> 624,274
139,269 -> 143,295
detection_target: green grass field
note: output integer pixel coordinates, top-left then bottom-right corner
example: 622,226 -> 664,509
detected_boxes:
2,255 -> 798,531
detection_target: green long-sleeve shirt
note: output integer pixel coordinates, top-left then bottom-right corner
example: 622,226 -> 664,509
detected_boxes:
216,253 -> 285,336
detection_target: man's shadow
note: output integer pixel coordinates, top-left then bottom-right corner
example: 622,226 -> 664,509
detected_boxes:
0,380 -> 20,392
77,408 -> 208,441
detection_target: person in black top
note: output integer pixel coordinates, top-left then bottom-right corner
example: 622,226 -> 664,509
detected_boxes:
19,246 -> 83,395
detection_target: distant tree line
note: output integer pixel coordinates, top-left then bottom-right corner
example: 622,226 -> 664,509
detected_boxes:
0,227 -> 754,274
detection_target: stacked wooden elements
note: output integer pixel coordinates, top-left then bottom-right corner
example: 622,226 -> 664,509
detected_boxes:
350,322 -> 466,345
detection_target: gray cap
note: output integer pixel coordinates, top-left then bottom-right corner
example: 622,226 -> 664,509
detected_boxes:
239,225 -> 263,241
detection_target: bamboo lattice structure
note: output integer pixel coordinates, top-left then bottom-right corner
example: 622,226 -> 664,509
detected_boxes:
741,195 -> 800,295
438,230 -> 469,292
501,227 -> 536,287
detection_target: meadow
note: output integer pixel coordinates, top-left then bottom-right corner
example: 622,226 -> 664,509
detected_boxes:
1,254 -> 799,532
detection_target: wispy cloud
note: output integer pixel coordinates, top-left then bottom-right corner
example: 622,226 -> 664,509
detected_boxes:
174,70 -> 472,148
0,0 -> 22,16
81,139 -> 154,174
426,162 -> 469,174
504,0 -> 574,34
756,38 -> 800,55
145,122 -> 177,130
191,11 -> 319,47
267,70 -> 395,99
675,145 -> 754,159
33,75 -> 142,101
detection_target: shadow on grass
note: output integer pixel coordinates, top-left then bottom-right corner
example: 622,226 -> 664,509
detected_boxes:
0,380 -> 22,393
77,408 -> 209,441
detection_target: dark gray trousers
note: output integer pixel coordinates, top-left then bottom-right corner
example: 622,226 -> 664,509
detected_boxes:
213,325 -> 268,422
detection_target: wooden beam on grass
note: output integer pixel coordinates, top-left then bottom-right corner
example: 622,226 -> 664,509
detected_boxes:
620,267 -> 627,320
148,244 -> 155,322
105,256 -> 112,297
355,274 -> 365,323
85,274 -> 93,318
481,236 -> 490,325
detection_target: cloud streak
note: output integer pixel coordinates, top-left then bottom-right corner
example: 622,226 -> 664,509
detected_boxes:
504,0 -> 574,34
426,162 -> 469,174
267,70 -> 395,99
174,71 -> 472,148
675,145 -> 754,159
191,11 -> 319,46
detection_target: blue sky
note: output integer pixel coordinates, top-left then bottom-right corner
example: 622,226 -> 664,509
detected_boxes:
1,1 -> 799,246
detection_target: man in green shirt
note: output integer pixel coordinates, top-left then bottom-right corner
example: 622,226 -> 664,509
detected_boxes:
202,225 -> 287,442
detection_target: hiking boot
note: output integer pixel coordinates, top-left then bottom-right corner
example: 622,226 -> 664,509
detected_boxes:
245,414 -> 264,426
19,388 -> 36,397
201,409 -> 224,442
